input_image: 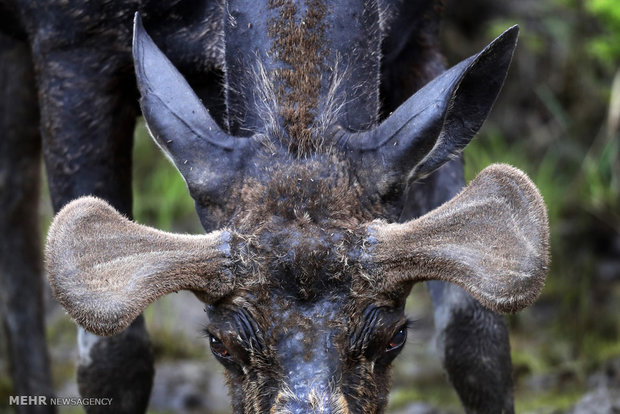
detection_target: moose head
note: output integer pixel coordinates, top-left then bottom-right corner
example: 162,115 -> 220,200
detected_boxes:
45,2 -> 549,412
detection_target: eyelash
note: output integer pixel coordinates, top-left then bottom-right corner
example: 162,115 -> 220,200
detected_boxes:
203,317 -> 415,360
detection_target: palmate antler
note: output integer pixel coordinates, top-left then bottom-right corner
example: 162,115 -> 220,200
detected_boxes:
363,164 -> 549,313
45,197 -> 235,336
45,164 -> 548,336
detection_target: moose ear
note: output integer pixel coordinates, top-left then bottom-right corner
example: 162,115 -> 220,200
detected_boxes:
45,197 -> 235,336
341,26 -> 519,185
132,13 -> 254,219
364,164 -> 549,313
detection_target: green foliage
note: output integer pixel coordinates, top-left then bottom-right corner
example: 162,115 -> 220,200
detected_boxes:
582,335 -> 620,367
578,131 -> 619,216
551,0 -> 620,68
464,128 -> 529,179
585,0 -> 620,67
511,346 -> 550,377
515,389 -> 583,414
511,334 -> 588,413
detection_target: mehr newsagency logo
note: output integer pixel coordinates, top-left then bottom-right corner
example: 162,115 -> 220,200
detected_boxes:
9,395 -> 113,407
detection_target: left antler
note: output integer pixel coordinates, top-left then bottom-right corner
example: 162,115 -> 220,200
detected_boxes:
363,164 -> 549,313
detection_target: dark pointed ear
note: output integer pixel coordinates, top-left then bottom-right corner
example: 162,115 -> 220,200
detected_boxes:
340,25 -> 519,186
133,13 -> 256,229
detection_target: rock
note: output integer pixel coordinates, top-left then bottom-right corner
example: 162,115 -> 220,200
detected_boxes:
567,357 -> 620,414
566,386 -> 620,414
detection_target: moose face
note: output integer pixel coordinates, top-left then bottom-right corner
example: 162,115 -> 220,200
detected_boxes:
44,7 -> 550,414
202,158 -> 408,412
205,292 -> 410,413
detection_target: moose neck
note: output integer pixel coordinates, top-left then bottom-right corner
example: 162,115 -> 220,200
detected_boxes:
224,0 -> 381,153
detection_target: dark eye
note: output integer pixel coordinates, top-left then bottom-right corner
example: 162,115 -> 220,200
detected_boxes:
209,334 -> 230,359
386,326 -> 407,352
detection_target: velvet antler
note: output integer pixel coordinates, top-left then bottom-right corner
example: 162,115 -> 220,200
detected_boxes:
45,197 -> 235,336
364,164 -> 549,313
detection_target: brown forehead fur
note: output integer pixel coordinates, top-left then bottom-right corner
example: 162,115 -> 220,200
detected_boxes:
235,155 -> 375,230
230,155 -> 382,300
267,0 -> 329,156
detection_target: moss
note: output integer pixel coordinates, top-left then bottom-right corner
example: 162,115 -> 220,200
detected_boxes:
581,336 -> 620,367
512,348 -> 549,377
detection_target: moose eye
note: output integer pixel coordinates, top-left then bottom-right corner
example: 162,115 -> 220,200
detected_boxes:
209,334 -> 230,359
386,326 -> 407,352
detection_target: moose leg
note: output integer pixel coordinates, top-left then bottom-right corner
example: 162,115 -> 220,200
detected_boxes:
0,33 -> 56,414
402,158 -> 515,413
427,281 -> 514,413
34,49 -> 154,413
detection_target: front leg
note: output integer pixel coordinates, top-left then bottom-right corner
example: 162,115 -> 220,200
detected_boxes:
403,158 -> 515,413
428,281 -> 514,413
0,31 -> 55,414
34,45 -> 154,413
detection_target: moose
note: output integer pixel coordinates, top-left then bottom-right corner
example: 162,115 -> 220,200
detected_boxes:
1,0 -> 548,413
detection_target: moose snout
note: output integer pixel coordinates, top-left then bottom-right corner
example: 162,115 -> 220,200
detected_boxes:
273,328 -> 349,414
271,381 -> 349,414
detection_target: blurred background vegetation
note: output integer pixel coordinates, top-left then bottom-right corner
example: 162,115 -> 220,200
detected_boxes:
0,0 -> 617,413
